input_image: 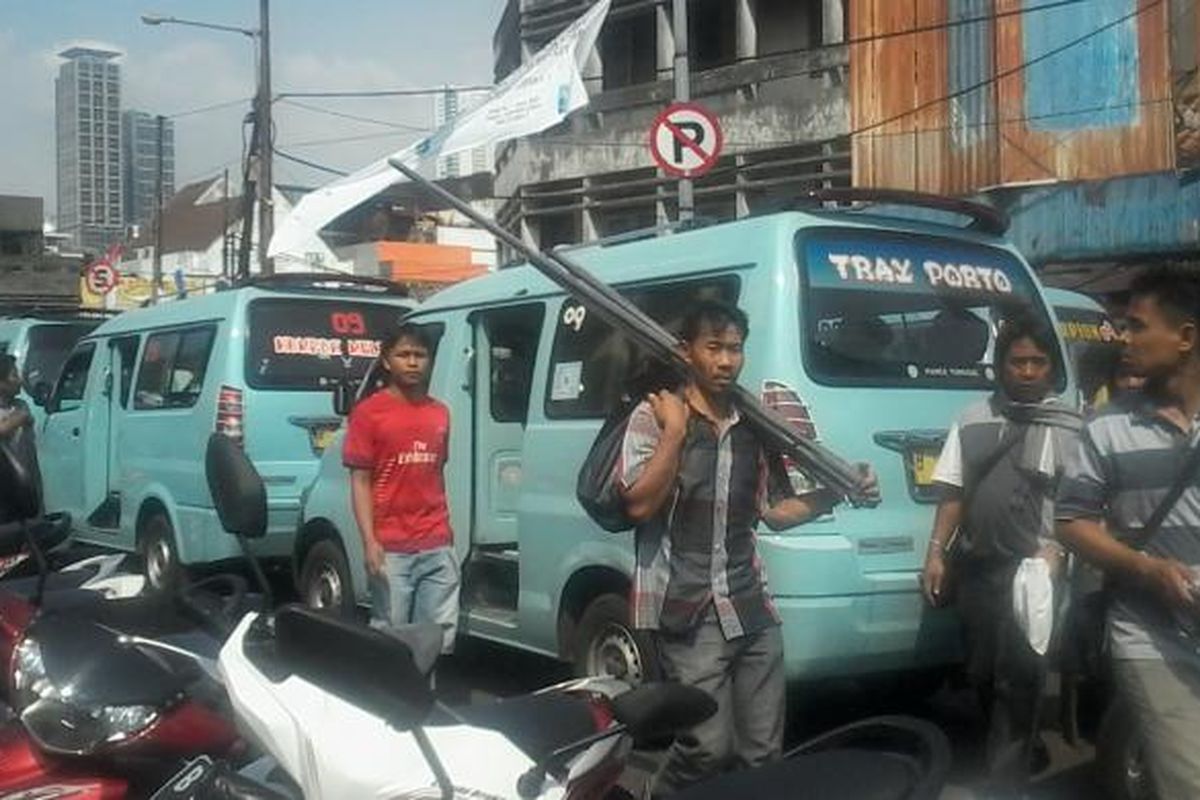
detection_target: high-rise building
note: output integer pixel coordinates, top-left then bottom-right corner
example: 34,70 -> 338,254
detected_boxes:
56,47 -> 124,253
434,87 -> 492,179
122,111 -> 175,229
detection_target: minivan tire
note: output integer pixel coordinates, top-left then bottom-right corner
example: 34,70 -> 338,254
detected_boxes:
299,539 -> 356,618
1096,696 -> 1156,800
140,512 -> 182,595
573,593 -> 661,686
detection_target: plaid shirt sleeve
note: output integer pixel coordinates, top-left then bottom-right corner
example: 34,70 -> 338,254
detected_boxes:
1056,421 -> 1111,522
619,401 -> 661,490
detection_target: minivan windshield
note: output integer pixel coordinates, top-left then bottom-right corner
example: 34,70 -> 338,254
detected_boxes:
246,298 -> 410,390
800,228 -> 1062,390
24,323 -> 99,390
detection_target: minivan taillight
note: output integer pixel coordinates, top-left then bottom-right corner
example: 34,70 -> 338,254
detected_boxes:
761,380 -> 817,439
761,380 -> 822,493
216,385 -> 244,447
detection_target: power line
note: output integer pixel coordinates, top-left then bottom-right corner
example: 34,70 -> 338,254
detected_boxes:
275,84 -> 493,100
852,0 -> 1161,137
636,0 -> 1088,75
277,98 -> 432,132
165,97 -> 253,120
275,149 -> 350,176
278,129 -> 421,149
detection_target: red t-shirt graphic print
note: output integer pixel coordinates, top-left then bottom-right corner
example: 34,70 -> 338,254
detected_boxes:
342,390 -> 452,553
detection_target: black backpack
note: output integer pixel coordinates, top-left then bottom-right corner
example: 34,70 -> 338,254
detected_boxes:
576,360 -> 680,533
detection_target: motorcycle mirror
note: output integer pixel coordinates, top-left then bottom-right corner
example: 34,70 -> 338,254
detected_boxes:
610,683 -> 717,743
205,434 -> 268,540
28,381 -> 52,408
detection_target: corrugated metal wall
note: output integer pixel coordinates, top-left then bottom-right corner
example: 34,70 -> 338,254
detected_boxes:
851,0 -> 1176,193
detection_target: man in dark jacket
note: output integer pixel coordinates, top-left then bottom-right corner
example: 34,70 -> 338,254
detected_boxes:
0,355 -> 39,523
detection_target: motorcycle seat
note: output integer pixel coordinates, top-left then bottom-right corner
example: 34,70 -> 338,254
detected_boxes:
432,692 -> 600,764
670,749 -> 921,800
39,594 -> 212,638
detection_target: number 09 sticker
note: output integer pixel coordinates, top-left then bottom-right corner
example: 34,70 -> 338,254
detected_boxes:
563,304 -> 587,332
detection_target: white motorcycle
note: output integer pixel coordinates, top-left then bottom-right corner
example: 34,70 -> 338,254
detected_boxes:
139,433 -> 713,800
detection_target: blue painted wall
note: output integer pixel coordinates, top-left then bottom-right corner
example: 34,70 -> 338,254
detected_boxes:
989,173 -> 1200,264
1022,0 -> 1140,131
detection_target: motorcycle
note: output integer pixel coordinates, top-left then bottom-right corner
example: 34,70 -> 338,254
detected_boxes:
141,433 -> 718,800
0,443 -> 247,798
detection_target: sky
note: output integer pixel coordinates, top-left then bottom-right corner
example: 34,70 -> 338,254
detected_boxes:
0,0 -> 508,222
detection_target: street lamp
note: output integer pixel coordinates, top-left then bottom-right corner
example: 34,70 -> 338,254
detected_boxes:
141,3 -> 274,276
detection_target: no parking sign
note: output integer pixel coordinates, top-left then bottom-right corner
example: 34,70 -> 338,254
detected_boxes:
649,102 -> 724,179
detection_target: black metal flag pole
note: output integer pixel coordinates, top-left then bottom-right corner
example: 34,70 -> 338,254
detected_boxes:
387,157 -> 873,505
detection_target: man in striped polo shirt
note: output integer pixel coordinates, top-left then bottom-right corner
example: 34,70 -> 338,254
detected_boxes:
619,301 -> 877,797
1059,268 -> 1200,799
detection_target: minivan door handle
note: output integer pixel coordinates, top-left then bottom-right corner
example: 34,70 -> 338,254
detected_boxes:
71,427 -> 80,437
873,429 -> 948,453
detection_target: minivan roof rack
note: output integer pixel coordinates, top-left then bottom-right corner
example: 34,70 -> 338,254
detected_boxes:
232,272 -> 409,297
552,216 -> 719,254
791,188 -> 1010,236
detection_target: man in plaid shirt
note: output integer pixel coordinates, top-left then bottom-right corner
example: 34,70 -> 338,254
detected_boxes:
620,301 -> 877,797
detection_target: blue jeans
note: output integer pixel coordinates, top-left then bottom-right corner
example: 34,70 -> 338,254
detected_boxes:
369,547 -> 461,654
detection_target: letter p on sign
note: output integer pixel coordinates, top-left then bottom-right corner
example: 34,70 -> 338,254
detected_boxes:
650,102 -> 723,179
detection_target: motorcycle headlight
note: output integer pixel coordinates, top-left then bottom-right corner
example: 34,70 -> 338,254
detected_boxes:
21,698 -> 160,755
11,637 -> 51,710
13,637 -> 160,755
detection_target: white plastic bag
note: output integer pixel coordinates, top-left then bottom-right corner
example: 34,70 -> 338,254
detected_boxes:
1012,557 -> 1054,656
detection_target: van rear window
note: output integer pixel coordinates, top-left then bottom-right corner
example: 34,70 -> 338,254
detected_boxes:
799,229 -> 1062,390
23,323 -> 98,389
246,299 -> 410,390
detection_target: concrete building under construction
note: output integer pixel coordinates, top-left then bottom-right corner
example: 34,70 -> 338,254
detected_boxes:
492,0 -> 850,259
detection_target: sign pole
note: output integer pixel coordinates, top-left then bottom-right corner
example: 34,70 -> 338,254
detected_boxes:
153,114 -> 165,305
672,0 -> 693,221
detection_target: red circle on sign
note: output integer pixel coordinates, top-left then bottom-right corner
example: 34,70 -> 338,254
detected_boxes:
85,262 -> 120,295
649,102 -> 724,179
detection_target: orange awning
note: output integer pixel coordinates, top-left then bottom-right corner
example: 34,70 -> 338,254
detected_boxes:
375,242 -> 487,284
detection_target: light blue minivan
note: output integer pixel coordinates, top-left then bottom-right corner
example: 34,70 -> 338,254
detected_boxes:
297,199 -> 1075,686
0,314 -> 106,428
37,276 -> 411,591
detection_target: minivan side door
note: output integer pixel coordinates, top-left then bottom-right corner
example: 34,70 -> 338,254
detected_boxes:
471,304 -> 546,547
40,342 -> 100,520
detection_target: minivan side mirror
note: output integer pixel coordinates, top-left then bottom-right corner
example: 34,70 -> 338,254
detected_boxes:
29,381 -> 51,409
204,433 -> 268,539
332,380 -> 355,418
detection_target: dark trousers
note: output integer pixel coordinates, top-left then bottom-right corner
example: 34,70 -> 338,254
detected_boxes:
957,561 -> 1047,794
649,606 -> 786,798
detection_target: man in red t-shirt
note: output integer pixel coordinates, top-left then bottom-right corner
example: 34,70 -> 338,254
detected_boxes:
343,324 -> 458,652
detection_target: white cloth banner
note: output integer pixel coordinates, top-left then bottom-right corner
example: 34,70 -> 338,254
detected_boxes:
269,0 -> 611,258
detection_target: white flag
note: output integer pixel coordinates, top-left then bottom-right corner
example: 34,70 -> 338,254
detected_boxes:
269,0 -> 611,258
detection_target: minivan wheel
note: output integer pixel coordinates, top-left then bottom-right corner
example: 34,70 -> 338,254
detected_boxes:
140,512 -> 182,595
299,539 -> 355,617
573,593 -> 661,686
1097,697 -> 1156,800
